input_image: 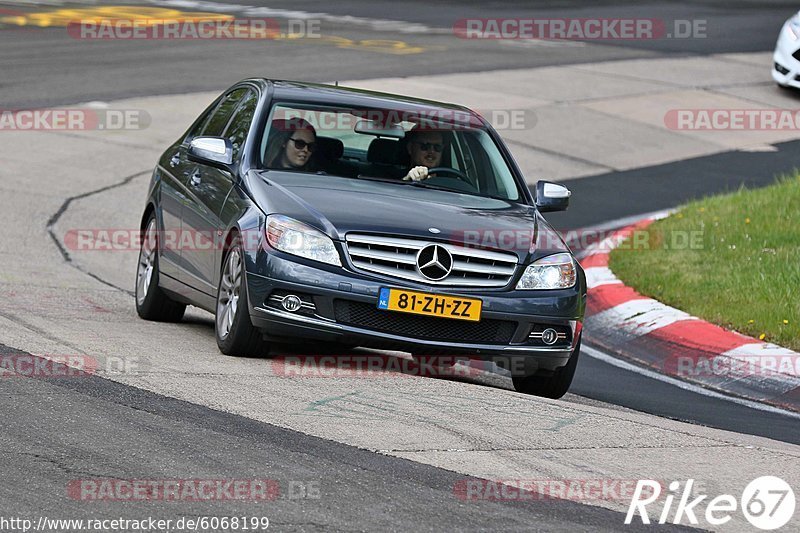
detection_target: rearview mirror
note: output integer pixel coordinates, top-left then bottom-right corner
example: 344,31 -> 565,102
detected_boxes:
188,136 -> 234,171
354,119 -> 405,138
535,181 -> 571,212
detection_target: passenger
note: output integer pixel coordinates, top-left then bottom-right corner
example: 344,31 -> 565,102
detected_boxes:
264,118 -> 318,171
402,128 -> 445,182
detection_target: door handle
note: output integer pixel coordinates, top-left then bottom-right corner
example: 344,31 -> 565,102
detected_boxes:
170,153 -> 180,167
190,170 -> 202,186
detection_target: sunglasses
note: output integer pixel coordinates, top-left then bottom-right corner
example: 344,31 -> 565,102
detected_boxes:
289,138 -> 316,152
414,141 -> 443,153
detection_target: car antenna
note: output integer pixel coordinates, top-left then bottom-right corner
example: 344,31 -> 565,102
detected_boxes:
335,80 -> 339,86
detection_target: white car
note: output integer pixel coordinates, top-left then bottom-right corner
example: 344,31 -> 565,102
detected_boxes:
772,10 -> 800,88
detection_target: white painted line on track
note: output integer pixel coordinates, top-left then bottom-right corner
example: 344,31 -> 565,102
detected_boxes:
582,344 -> 800,420
723,343 -> 800,358
590,298 -> 696,336
584,266 -> 622,289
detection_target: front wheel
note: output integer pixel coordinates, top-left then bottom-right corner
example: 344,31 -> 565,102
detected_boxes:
215,236 -> 269,357
135,214 -> 186,322
512,336 -> 581,399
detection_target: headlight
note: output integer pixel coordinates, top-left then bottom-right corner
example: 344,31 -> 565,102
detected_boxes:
265,215 -> 341,267
516,253 -> 576,290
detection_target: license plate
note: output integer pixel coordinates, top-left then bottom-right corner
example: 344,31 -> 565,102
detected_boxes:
376,288 -> 482,322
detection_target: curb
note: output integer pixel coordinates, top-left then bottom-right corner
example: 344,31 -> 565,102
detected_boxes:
578,217 -> 800,414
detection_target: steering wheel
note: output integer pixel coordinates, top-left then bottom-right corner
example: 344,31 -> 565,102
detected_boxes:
426,167 -> 472,185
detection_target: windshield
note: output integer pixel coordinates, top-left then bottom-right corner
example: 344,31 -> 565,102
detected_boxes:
259,103 -> 523,201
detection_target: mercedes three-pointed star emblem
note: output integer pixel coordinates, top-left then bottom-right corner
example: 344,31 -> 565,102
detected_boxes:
416,244 -> 453,281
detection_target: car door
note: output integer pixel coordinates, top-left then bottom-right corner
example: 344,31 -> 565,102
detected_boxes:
157,98 -> 221,282
156,144 -> 189,281
181,87 -> 256,296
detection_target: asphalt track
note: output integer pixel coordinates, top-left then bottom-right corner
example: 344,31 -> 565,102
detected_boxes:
2,1 -> 800,531
1,0 -> 795,107
545,139 -> 800,230
2,345 -> 685,532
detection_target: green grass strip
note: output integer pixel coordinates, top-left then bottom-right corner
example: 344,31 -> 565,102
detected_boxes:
610,173 -> 800,350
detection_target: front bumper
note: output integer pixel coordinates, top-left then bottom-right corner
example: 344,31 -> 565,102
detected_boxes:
772,23 -> 800,88
246,251 -> 585,372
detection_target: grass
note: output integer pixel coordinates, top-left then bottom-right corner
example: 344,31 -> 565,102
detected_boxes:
609,173 -> 800,351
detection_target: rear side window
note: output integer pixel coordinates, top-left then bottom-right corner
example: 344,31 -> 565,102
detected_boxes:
222,90 -> 258,161
198,87 -> 249,138
184,102 -> 217,142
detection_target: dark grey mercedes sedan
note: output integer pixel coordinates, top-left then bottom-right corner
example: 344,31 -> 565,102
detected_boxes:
135,79 -> 586,398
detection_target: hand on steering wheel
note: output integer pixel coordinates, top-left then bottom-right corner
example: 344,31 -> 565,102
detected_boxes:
426,167 -> 471,185
403,166 -> 429,182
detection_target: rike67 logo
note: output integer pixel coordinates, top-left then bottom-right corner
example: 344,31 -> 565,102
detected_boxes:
625,477 -> 796,530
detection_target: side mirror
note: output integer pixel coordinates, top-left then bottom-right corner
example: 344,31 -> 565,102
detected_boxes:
188,136 -> 234,171
535,181 -> 571,212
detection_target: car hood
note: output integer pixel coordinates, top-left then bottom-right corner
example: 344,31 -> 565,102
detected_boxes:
249,171 -> 569,262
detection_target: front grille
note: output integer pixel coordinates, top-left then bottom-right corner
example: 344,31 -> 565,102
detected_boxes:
793,50 -> 800,62
334,300 -> 516,344
345,234 -> 518,287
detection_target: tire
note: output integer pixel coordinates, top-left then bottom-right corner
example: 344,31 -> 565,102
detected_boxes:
215,236 -> 269,357
135,214 -> 186,322
512,336 -> 582,399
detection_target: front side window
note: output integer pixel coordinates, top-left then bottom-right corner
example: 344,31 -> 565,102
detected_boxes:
260,104 -> 522,202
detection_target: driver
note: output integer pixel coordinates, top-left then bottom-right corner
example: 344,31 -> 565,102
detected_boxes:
402,129 -> 444,182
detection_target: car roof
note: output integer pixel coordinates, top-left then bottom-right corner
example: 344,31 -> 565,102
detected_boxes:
241,78 -> 483,122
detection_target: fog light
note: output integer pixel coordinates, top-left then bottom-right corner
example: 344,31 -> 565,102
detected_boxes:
282,295 -> 302,312
541,328 -> 559,345
529,325 -> 569,346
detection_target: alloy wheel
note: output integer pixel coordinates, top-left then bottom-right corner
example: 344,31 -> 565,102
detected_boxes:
216,247 -> 242,340
136,218 -> 157,306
